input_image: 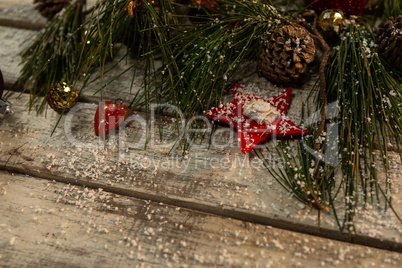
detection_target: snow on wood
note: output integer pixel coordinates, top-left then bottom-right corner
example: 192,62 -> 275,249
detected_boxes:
0,92 -> 401,252
0,171 -> 401,266
0,0 -> 401,259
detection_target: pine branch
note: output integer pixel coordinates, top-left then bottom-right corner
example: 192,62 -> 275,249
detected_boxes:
256,18 -> 402,232
322,19 -> 401,229
14,1 -> 86,112
376,0 -> 402,21
158,0 -> 285,118
255,139 -> 333,213
297,14 -> 330,186
15,0 -> 181,114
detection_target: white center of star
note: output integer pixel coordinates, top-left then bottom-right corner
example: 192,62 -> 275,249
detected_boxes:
243,99 -> 281,125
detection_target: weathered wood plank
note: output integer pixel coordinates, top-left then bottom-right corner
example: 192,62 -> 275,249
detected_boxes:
0,26 -> 36,89
0,2 -> 45,30
1,170 -> 401,267
1,0 -> 401,254
1,92 -> 401,253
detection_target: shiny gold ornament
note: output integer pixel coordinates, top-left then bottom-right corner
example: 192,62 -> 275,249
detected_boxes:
318,9 -> 346,36
46,82 -> 79,113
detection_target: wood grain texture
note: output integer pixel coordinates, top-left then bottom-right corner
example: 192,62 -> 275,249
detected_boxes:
1,171 -> 401,267
1,92 -> 401,253
0,0 -> 97,30
0,4 -> 45,30
0,0 -> 401,258
0,26 -> 35,89
0,0 -> 31,9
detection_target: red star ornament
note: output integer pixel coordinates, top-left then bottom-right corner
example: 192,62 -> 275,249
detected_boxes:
206,84 -> 308,154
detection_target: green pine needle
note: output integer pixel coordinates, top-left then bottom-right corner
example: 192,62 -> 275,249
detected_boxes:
257,19 -> 402,232
13,0 -> 402,233
325,20 -> 402,228
15,1 -> 86,112
376,0 -> 402,21
15,0 -> 181,113
158,0 -> 285,118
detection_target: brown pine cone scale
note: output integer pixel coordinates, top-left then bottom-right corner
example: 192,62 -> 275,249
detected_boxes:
376,16 -> 402,72
34,0 -> 72,19
258,25 -> 315,84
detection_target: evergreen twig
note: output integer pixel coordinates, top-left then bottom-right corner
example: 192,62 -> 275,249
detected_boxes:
158,0 -> 285,117
257,18 -> 402,232
324,20 -> 402,229
375,0 -> 402,21
297,14 -> 330,185
14,0 -> 402,233
14,1 -> 86,112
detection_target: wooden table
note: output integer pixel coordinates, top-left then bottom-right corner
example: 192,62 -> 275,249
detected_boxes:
0,1 -> 401,266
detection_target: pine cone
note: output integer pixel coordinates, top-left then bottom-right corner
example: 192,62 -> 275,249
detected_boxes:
258,25 -> 315,84
34,0 -> 72,19
376,16 -> 402,72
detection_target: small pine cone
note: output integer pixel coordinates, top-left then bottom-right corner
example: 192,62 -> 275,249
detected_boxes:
376,16 -> 402,72
258,25 -> 315,84
34,0 -> 72,20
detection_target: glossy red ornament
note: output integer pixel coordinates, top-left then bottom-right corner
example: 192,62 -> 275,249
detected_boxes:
94,101 -> 131,136
304,0 -> 368,16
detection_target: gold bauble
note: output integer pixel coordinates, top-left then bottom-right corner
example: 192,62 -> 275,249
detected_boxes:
46,82 -> 79,113
318,9 -> 346,36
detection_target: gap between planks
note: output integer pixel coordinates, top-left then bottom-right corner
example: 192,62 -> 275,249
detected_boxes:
1,0 -> 401,255
1,170 -> 400,267
0,92 -> 401,253
2,162 -> 402,254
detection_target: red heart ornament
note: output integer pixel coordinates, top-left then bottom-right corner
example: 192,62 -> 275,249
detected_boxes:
304,0 -> 368,16
94,101 -> 131,136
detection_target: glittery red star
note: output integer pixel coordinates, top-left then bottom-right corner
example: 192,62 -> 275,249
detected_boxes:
206,84 -> 308,154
